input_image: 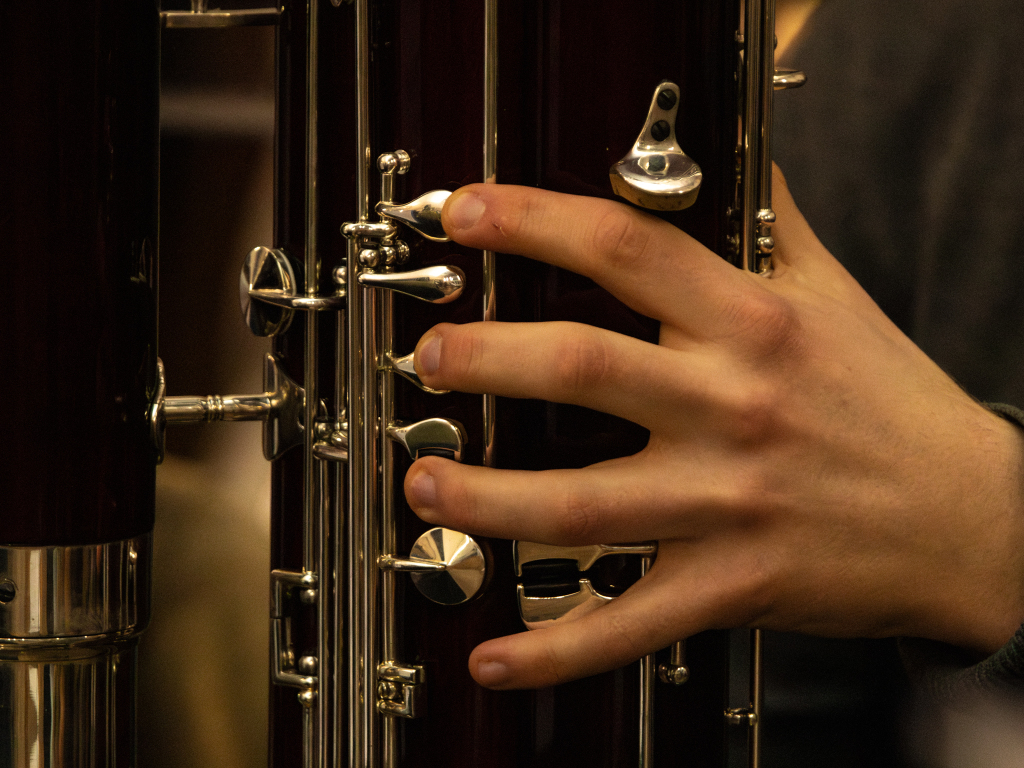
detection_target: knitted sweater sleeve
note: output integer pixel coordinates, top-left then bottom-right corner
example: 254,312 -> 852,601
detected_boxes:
899,403 -> 1024,700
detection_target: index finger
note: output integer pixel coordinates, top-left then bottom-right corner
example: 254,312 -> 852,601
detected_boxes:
442,184 -> 754,331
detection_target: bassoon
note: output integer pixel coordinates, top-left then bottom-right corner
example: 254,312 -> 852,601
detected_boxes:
1,0 -> 799,765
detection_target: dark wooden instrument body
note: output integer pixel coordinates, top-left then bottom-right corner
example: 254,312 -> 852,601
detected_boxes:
2,0 -> 159,547
270,1 -> 738,766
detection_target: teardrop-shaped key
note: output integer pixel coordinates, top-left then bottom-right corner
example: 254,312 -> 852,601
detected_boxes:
376,190 -> 452,242
358,265 -> 465,303
610,81 -> 702,211
387,352 -> 449,394
388,418 -> 466,461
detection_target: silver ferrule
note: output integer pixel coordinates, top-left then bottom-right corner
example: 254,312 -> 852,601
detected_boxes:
0,535 -> 150,644
1,536 -> 150,768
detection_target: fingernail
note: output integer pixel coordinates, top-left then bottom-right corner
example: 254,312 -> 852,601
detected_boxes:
417,333 -> 442,376
409,469 -> 438,520
446,191 -> 485,231
476,660 -> 510,688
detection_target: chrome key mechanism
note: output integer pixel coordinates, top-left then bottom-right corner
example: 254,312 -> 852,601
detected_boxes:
610,81 -> 702,211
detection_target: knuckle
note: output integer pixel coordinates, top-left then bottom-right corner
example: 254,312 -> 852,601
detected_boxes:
724,383 -> 782,447
552,487 -> 599,544
535,642 -> 569,687
710,551 -> 779,626
596,610 -> 645,662
589,206 -> 655,272
552,329 -> 611,396
725,458 -> 779,518
492,193 -> 533,241
718,289 -> 803,362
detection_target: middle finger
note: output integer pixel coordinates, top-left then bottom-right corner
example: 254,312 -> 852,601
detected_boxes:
413,320 -> 720,431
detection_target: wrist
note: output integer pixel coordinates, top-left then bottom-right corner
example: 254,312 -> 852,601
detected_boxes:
933,404 -> 1024,654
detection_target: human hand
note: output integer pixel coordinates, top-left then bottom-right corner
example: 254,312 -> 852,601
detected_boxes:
403,169 -> 1024,689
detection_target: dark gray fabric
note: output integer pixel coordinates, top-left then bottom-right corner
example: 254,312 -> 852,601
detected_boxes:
775,0 -> 1024,407
899,616 -> 1024,700
770,0 -> 1024,736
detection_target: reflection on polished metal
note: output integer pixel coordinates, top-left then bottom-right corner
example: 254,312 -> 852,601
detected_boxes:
161,5 -> 283,28
313,425 -> 350,463
1,643 -> 140,768
376,189 -> 452,242
387,352 -> 449,394
378,527 -> 486,606
155,354 -> 305,462
341,220 -> 396,241
248,289 -> 346,311
726,707 -> 758,726
347,0 -> 378,761
0,536 -> 149,642
658,640 -> 690,685
610,81 -> 703,211
1,536 -> 149,767
750,628 -> 765,763
387,418 -> 466,461
358,264 -> 466,303
513,540 -> 657,575
376,662 -> 425,718
482,0 -> 498,470
517,579 -> 615,630
773,68 -> 807,90
240,246 -> 297,336
300,1 -> 328,765
736,1 -> 772,764
739,0 -> 778,275
271,569 -> 319,689
639,555 -> 655,768
516,581 -> 610,626
242,241 -> 345,314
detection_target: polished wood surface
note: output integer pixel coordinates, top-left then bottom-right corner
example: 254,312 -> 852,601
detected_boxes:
269,1 -> 737,764
3,0 -> 159,546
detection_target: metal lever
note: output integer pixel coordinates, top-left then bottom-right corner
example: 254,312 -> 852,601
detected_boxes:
379,527 -> 486,606
239,246 -> 297,337
382,423 -> 479,602
376,190 -> 453,242
517,579 -> 614,630
240,245 -> 345,339
659,640 -> 690,685
358,264 -> 465,304
161,4 -> 282,28
610,81 -> 702,211
377,663 -> 425,719
387,352 -> 449,394
773,68 -> 807,90
387,418 -> 466,461
152,354 -> 304,463
270,569 -> 318,690
513,541 -> 657,576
